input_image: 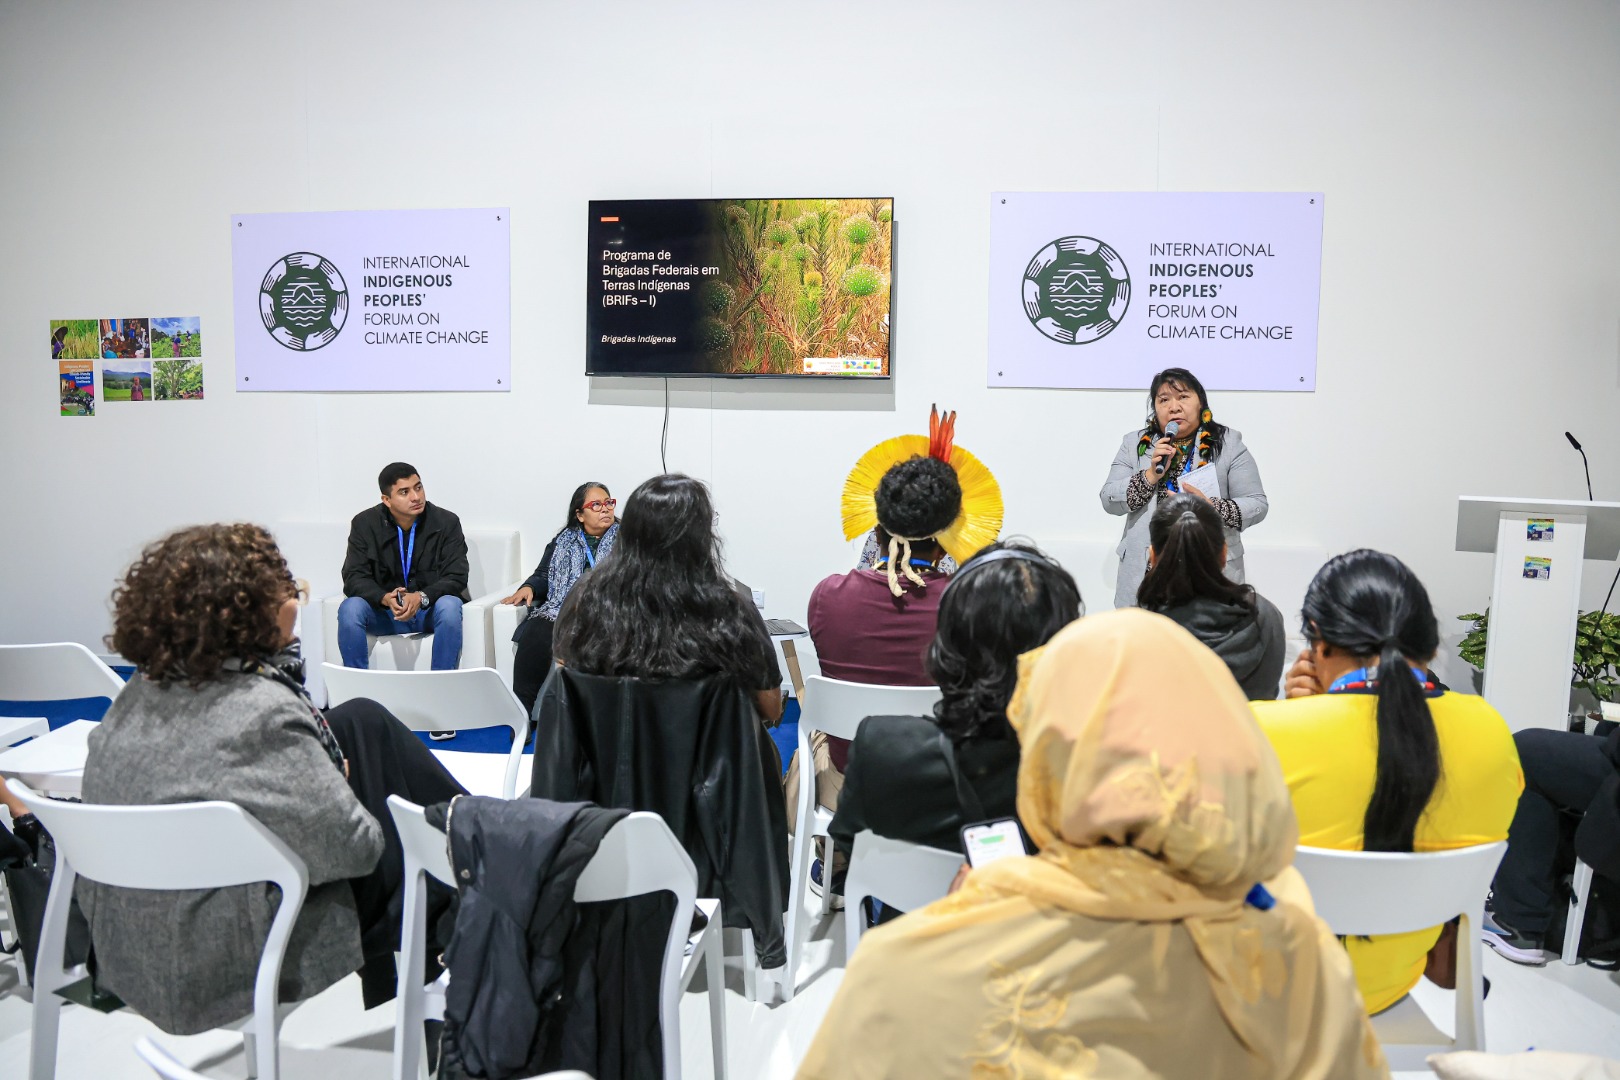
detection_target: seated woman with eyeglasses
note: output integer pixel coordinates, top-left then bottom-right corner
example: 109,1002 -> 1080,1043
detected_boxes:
71,523 -> 465,1036
501,482 -> 619,714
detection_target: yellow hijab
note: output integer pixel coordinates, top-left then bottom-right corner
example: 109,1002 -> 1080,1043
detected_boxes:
797,609 -> 1385,1079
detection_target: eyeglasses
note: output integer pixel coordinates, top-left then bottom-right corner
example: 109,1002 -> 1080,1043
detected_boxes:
583,499 -> 617,513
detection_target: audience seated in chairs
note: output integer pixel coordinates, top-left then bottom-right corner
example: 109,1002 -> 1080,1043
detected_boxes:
536,473 -> 790,972
791,454 -> 960,896
798,608 -> 1383,1079
828,540 -> 1080,892
501,480 -> 619,715
53,523 -> 465,1034
1252,549 -> 1523,1014
1485,719 -> 1620,965
1137,492 -> 1286,700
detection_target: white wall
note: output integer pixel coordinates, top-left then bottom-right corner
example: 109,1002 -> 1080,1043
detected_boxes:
3,0 -> 1619,664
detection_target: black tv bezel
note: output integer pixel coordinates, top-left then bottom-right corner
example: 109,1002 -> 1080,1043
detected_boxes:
585,196 -> 895,381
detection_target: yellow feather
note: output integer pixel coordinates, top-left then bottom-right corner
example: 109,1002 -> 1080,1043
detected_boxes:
840,435 -> 930,541
840,436 -> 1004,563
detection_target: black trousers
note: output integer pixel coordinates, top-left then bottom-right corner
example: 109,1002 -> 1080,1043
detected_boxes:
511,613 -> 557,716
324,698 -> 467,1007
1491,727 -> 1611,935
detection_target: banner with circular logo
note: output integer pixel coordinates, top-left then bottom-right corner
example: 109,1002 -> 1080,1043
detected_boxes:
989,192 -> 1323,391
231,208 -> 510,392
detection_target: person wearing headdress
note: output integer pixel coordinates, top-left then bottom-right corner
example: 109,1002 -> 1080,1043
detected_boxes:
1100,367 -> 1268,610
786,407 -> 1002,897
796,609 -> 1384,1080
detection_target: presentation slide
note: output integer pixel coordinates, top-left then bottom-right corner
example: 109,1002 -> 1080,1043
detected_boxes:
587,198 -> 893,378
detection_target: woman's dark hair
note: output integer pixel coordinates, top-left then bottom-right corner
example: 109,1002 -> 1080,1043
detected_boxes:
561,480 -> 611,535
927,539 -> 1082,742
1137,494 -> 1253,612
1144,368 -> 1227,458
109,523 -> 295,687
876,456 -> 961,540
1301,549 -> 1442,853
554,473 -> 771,682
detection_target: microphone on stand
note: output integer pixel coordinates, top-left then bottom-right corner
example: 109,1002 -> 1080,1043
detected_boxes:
1154,420 -> 1181,475
1566,432 -> 1593,501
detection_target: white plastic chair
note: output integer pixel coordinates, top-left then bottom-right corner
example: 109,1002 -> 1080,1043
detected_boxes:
133,1037 -> 212,1080
9,779 -> 309,1080
1563,857 -> 1595,965
842,830 -> 964,962
320,528 -> 522,672
1292,841 -> 1507,1070
323,664 -> 529,799
388,798 -> 726,1080
0,642 -> 124,704
786,676 -> 941,996
0,717 -> 49,969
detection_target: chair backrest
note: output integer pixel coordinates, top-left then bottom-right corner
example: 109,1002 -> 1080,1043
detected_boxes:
465,529 -> 523,598
324,664 -> 529,798
387,794 -> 453,887
134,1037 -> 211,1080
574,812 -> 696,1080
798,675 -> 942,742
0,642 -> 125,703
843,830 -> 964,962
1291,843 -> 1507,936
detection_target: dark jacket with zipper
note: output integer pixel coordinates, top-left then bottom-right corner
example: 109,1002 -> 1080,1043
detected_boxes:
434,795 -> 667,1080
530,667 -> 791,967
1156,591 -> 1287,700
342,502 -> 471,607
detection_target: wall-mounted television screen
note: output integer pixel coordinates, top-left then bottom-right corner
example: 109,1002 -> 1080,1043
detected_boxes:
587,197 -> 893,378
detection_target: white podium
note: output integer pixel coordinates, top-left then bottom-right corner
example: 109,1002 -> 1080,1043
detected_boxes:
1456,497 -> 1620,732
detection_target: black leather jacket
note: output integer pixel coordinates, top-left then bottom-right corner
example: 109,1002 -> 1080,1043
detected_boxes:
530,667 -> 790,967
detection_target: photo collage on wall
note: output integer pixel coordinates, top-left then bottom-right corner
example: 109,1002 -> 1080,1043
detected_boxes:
51,316 -> 204,416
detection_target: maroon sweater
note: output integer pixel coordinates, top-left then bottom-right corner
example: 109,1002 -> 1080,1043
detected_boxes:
807,567 -> 944,770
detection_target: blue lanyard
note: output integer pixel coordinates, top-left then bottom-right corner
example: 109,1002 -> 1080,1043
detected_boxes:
397,522 -> 416,585
582,537 -> 597,569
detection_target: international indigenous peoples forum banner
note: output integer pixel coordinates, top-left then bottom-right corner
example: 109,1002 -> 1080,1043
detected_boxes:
988,192 -> 1324,392
231,208 -> 511,392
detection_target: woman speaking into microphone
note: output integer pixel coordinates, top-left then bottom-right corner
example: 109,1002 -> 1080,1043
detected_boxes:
1100,368 -> 1268,609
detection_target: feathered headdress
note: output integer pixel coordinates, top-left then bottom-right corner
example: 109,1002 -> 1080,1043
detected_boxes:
841,406 -> 1004,595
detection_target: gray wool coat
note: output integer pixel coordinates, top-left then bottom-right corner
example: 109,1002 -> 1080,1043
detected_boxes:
1099,426 -> 1269,610
77,672 -> 384,1035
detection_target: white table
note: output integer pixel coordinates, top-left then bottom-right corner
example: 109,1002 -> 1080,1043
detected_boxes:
0,719 -> 95,796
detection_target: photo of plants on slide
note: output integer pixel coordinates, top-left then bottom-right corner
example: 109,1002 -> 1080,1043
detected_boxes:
709,198 -> 892,375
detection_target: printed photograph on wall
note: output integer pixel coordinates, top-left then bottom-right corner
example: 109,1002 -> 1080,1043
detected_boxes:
152,316 -> 201,358
58,361 -> 95,416
99,318 -> 150,360
103,360 -> 153,402
1527,518 -> 1554,542
154,358 -> 204,400
1524,556 -> 1552,580
50,319 -> 98,360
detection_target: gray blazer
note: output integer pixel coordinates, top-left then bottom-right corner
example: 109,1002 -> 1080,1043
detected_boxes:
1099,426 -> 1269,610
78,672 -> 384,1035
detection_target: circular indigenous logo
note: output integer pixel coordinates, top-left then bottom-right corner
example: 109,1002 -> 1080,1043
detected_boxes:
259,252 -> 348,351
1021,236 -> 1130,344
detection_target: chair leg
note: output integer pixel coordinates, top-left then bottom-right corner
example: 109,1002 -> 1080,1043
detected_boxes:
814,831 -> 833,920
739,928 -> 757,1002
242,1030 -> 258,1079
1563,859 -> 1594,965
1453,909 -> 1485,1054
784,819 -> 811,1001
28,973 -> 63,1080
395,869 -> 428,1080
704,922 -> 727,1080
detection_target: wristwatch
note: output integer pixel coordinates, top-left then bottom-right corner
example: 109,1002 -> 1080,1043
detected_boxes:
418,591 -> 430,608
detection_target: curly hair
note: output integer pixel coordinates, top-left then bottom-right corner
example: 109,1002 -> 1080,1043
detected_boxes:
875,455 -> 962,540
109,523 -> 295,687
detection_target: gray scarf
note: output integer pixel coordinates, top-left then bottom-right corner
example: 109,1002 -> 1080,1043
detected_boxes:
537,523 -> 617,621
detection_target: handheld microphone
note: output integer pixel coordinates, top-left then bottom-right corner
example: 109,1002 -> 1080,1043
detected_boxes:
1566,431 -> 1593,501
1154,421 -> 1181,475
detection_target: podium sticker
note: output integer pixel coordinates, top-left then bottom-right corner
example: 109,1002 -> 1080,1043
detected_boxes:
1527,518 -> 1554,542
1523,556 -> 1552,580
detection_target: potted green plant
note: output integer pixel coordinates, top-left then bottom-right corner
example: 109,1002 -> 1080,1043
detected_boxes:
1457,608 -> 1620,721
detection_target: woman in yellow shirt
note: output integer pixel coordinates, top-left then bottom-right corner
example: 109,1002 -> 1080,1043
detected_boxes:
1253,549 -> 1523,1015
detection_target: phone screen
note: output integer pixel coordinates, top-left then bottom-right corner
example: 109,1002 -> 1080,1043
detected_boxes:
960,819 -> 1029,869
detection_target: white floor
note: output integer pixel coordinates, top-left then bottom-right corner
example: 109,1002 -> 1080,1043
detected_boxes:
2,902 -> 1618,1080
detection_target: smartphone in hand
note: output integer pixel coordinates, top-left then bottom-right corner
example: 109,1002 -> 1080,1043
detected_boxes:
959,818 -> 1030,869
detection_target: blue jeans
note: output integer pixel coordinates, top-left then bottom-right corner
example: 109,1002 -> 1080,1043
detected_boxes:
338,594 -> 464,671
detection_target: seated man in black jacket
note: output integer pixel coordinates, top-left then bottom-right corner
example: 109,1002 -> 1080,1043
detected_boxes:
829,541 -> 1081,887
339,462 -> 471,675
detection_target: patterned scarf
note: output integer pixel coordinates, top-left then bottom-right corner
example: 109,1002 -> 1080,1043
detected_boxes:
538,522 -> 618,621
227,642 -> 347,774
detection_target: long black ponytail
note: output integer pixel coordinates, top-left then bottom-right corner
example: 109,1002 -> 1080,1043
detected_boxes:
1137,493 -> 1254,611
1301,550 -> 1442,852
